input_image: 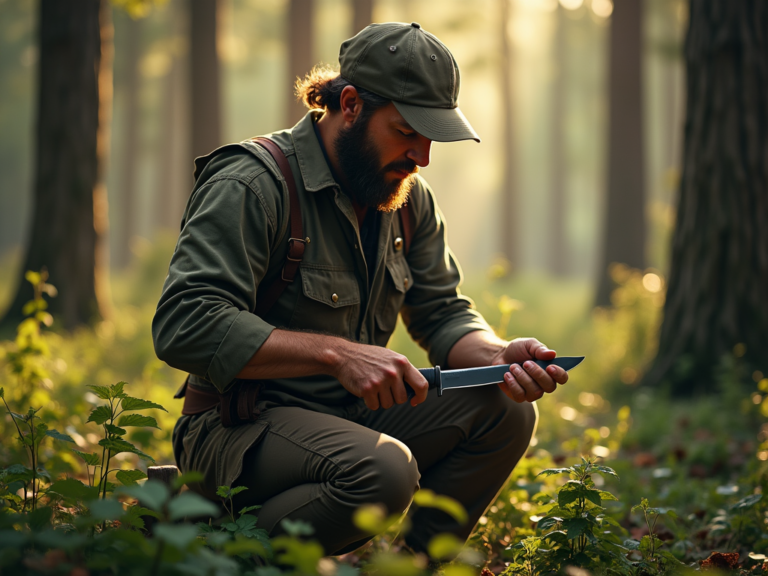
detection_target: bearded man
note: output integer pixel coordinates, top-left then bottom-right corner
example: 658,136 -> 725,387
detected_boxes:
153,22 -> 568,557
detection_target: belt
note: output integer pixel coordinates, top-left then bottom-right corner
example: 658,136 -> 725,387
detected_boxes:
177,378 -> 262,428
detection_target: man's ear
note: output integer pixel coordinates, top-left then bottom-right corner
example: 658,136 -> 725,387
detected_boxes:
339,86 -> 363,124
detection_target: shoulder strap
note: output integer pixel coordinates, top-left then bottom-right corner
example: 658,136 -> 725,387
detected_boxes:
398,201 -> 415,256
252,137 -> 306,317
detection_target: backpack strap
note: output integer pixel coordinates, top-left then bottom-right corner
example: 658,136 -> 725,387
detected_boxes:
252,137 -> 306,318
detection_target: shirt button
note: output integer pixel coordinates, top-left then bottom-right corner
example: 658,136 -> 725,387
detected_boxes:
394,237 -> 403,251
404,278 -> 409,288
332,293 -> 339,303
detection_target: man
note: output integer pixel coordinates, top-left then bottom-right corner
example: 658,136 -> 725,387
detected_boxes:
153,22 -> 568,557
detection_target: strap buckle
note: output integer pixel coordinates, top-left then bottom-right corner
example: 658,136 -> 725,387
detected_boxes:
287,237 -> 308,262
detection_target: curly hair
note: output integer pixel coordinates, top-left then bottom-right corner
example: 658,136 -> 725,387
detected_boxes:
295,64 -> 389,115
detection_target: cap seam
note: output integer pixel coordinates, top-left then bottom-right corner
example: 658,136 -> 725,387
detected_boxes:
400,29 -> 418,101
348,26 -> 395,82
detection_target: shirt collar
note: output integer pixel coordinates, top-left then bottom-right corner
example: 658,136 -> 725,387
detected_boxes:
291,110 -> 338,193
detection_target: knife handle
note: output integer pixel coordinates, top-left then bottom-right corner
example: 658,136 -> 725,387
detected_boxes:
406,366 -> 442,401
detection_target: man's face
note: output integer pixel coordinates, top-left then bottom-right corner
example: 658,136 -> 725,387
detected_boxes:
333,103 -> 432,212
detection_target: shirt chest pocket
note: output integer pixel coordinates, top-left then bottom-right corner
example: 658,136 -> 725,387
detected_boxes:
290,266 -> 361,339
373,256 -> 413,346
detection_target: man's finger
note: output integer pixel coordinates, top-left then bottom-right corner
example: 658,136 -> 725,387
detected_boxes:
364,392 -> 380,411
378,387 -> 395,410
546,365 -> 568,385
511,364 -> 543,401
531,341 -> 557,360
391,379 -> 408,405
502,372 -> 526,403
404,364 -> 429,406
523,360 -> 557,393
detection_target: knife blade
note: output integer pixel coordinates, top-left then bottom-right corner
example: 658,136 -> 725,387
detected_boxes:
406,356 -> 585,400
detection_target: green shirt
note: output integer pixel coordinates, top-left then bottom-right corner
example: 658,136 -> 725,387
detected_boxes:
152,111 -> 492,415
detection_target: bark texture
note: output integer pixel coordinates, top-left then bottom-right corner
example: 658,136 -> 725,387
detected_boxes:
287,0 -> 315,126
595,0 -> 646,305
1,0 -> 112,332
647,0 -> 768,393
353,0 -> 374,35
189,0 -> 222,161
549,5 -> 568,276
499,0 -> 519,268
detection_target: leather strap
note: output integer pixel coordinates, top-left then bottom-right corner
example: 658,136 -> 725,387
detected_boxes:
253,137 -> 305,317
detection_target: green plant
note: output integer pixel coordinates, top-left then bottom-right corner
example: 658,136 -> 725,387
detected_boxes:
627,498 -> 682,574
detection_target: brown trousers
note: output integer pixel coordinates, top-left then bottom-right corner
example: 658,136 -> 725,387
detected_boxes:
229,384 -> 538,556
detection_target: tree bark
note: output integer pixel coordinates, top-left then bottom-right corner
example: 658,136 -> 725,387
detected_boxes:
352,0 -> 374,35
647,0 -> 768,394
499,0 -> 519,269
549,5 -> 568,276
189,0 -> 222,161
595,0 -> 646,305
0,0 -> 112,332
115,15 -> 141,268
287,0 -> 315,126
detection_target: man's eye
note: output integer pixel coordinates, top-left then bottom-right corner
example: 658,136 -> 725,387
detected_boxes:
399,130 -> 415,137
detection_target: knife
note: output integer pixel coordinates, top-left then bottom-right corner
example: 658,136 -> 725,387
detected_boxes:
405,356 -> 585,400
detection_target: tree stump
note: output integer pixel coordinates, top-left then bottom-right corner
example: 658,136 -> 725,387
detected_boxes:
147,465 -> 180,494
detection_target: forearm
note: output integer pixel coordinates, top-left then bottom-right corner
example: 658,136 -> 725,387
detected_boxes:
446,329 -> 508,369
235,329 -> 349,380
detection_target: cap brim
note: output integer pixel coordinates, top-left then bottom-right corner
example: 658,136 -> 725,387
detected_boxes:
393,101 -> 481,143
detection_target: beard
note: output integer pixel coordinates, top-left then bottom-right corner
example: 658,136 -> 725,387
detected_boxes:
333,115 -> 418,212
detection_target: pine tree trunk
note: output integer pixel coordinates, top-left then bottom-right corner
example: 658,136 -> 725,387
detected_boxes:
189,0 -> 222,161
115,15 -> 141,268
499,0 -> 519,269
353,0 -> 374,35
287,0 -> 314,126
647,0 -> 768,394
595,0 -> 646,305
0,0 -> 112,332
550,5 -> 568,276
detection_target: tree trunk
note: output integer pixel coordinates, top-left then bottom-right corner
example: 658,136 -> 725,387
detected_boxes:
115,15 -> 141,268
0,0 -> 112,332
595,0 -> 646,305
287,0 -> 315,126
189,0 -> 222,161
499,0 -> 519,269
646,0 -> 768,394
549,5 -> 568,276
352,0 -> 374,35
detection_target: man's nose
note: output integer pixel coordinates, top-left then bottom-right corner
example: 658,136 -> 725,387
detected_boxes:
407,135 -> 432,168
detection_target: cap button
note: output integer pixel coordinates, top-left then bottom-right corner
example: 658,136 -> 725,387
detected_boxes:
411,22 -> 421,29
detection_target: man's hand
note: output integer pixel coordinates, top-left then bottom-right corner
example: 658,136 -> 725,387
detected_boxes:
334,341 -> 429,410
491,338 -> 568,403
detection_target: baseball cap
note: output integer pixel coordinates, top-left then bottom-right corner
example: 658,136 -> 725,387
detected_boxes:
339,22 -> 480,143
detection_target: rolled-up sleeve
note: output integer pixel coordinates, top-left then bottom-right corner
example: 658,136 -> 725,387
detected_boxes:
152,167 -> 279,392
400,180 -> 494,368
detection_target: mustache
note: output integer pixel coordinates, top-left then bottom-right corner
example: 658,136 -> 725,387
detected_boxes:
382,159 -> 419,175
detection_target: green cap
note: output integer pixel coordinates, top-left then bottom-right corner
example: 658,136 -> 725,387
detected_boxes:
339,22 -> 480,143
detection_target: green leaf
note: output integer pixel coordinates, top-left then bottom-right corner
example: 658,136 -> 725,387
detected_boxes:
557,484 -> 581,507
87,385 -> 112,400
594,465 -> 619,479
280,518 -> 315,537
584,488 -> 602,507
120,397 -> 167,412
168,492 -> 219,521
427,533 -> 463,561
412,489 -> 468,524
98,437 -> 155,463
88,498 -> 125,521
119,480 -> 170,512
116,414 -> 159,428
598,490 -> 619,502
72,450 -> 100,466
44,429 -> 75,443
216,486 -> 232,498
173,471 -> 204,491
104,424 -> 127,436
28,507 -> 53,530
115,469 -> 148,486
87,405 -> 112,425
109,382 -> 127,399
47,478 -> 99,501
223,537 -> 270,558
154,523 -> 199,549
0,387 -> 4,398
239,505 -> 261,515
732,494 -> 762,510
536,467 -> 573,478
562,518 -> 589,540
122,505 -> 160,529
